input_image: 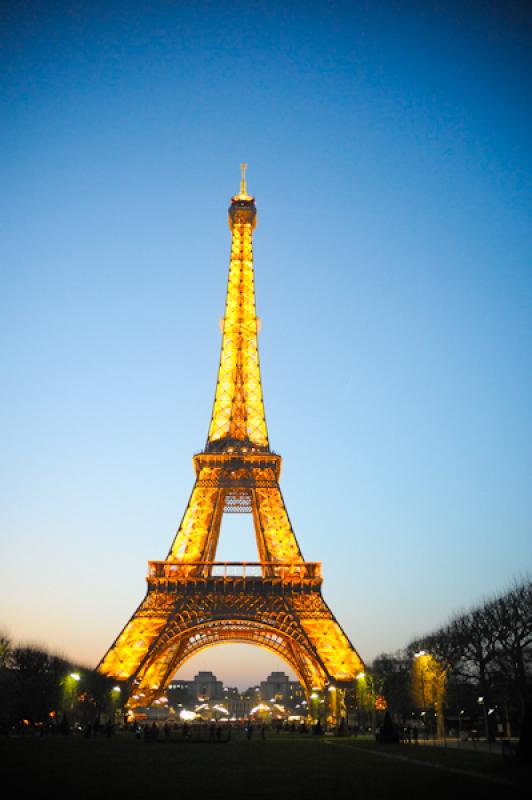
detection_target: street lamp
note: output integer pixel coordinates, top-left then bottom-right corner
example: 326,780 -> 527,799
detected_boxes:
458,709 -> 465,745
355,672 -> 375,735
478,696 -> 489,743
68,672 -> 81,710
309,691 -> 322,726
110,685 -> 122,725
61,671 -> 81,729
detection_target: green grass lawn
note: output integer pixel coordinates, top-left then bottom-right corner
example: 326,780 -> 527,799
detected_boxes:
2,731 -> 529,799
330,736 -> 518,774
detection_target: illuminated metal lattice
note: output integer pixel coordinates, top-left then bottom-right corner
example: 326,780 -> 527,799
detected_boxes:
98,167 -> 364,720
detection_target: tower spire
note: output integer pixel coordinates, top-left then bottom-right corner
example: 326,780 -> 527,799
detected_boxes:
240,162 -> 248,196
206,165 -> 268,451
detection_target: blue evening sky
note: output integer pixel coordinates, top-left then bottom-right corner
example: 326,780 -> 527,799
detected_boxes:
1,0 -> 531,688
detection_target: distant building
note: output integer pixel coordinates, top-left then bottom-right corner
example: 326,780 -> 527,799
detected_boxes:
168,671 -> 224,705
168,670 -> 304,716
260,671 -> 290,703
194,671 -> 224,701
167,679 -> 194,707
228,693 -> 253,719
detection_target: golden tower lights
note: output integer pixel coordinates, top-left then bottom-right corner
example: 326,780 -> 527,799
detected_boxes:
98,167 -> 364,722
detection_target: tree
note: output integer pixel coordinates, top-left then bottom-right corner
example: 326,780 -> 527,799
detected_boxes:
0,642 -> 124,731
371,652 -> 411,722
407,579 -> 532,738
9,646 -> 71,726
485,581 -> 532,709
0,632 -> 11,668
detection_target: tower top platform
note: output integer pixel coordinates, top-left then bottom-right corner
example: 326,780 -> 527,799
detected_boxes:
229,162 -> 256,229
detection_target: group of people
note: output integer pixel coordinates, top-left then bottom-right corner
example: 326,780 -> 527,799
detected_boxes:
135,720 -> 231,743
134,719 -> 318,743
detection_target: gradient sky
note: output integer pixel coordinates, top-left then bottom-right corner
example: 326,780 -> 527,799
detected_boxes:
1,1 -> 531,690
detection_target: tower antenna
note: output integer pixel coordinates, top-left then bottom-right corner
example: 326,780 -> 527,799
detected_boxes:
240,162 -> 248,195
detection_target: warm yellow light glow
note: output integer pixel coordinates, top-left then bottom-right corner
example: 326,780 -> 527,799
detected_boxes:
411,651 -> 447,738
97,172 -> 365,716
207,219 -> 268,449
250,703 -> 271,714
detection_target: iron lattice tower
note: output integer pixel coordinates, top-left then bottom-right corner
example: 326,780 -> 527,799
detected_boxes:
98,167 -> 364,719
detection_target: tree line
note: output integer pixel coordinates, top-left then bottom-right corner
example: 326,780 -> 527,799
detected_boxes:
0,633 -> 121,733
370,579 -> 532,739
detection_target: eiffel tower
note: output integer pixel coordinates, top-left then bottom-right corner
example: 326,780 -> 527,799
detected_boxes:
98,166 -> 364,720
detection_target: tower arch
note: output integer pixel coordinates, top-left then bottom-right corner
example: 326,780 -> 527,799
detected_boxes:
128,619 -> 328,707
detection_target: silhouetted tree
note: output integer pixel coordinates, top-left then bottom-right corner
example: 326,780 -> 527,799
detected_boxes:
485,581 -> 532,709
371,652 -> 411,722
0,632 -> 11,669
0,641 -> 122,732
8,646 -> 70,725
408,579 -> 532,737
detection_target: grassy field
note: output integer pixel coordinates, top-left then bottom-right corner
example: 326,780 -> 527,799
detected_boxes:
2,731 -> 529,799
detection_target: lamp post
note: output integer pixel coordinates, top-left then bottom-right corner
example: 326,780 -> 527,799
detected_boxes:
61,672 -> 80,731
414,652 -> 426,705
478,696 -> 490,747
111,685 -> 121,725
413,650 -> 446,740
355,672 -> 373,729
327,685 -> 337,731
355,671 -> 374,735
69,672 -> 81,711
310,691 -> 319,726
